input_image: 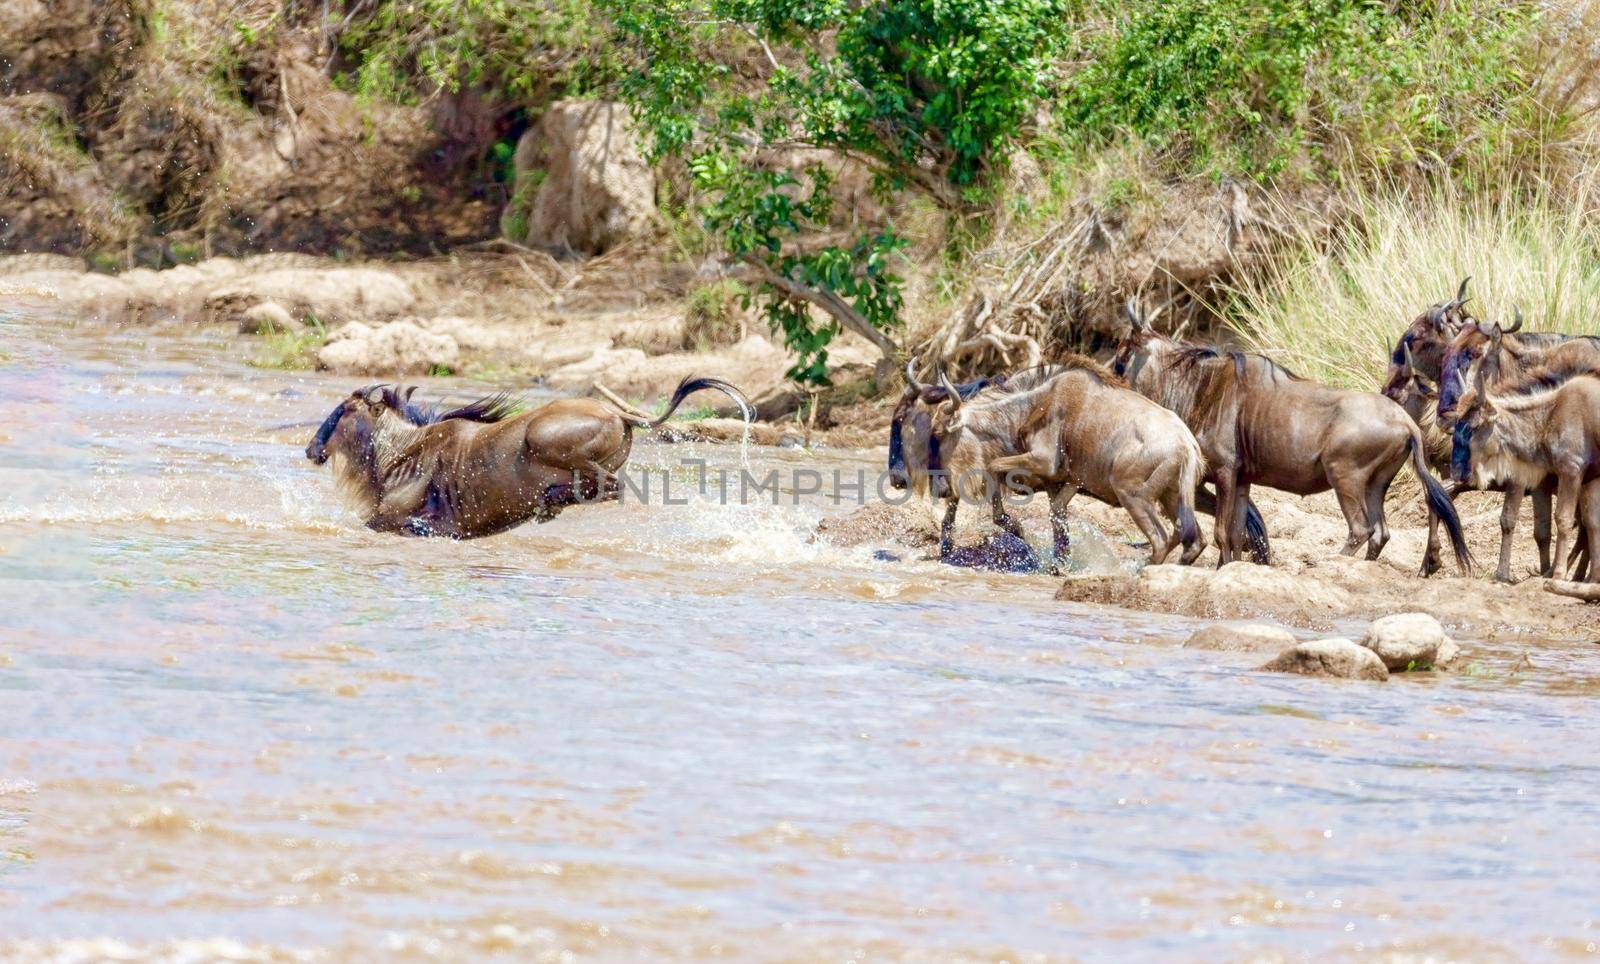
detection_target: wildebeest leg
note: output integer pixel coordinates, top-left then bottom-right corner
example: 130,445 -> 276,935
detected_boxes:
1552,472 -> 1581,581
1331,475 -> 1375,557
1230,482 -> 1253,563
938,499 -> 958,559
1116,487 -> 1172,565
1213,471 -> 1240,566
1493,486 -> 1525,583
1574,484 -> 1600,583
1363,486 -> 1390,561
989,490 -> 1027,543
1047,484 -> 1078,574
1532,487 -> 1554,577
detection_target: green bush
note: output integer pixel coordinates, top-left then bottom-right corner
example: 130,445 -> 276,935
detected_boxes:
1058,0 -> 1540,181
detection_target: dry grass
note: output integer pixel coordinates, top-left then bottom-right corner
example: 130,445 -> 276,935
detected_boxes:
1227,174 -> 1600,390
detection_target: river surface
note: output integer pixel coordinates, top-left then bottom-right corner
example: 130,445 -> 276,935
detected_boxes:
1,303 -> 1599,961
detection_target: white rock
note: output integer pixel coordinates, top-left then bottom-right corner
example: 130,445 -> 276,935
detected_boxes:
1183,622 -> 1297,653
1260,637 -> 1389,682
1363,612 -> 1447,671
237,300 -> 299,334
317,320 -> 459,375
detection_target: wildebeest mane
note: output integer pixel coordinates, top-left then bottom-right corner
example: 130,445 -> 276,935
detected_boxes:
392,389 -> 523,426
1055,352 -> 1128,388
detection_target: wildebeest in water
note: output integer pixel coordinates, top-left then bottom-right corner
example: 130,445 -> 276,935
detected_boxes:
306,377 -> 751,538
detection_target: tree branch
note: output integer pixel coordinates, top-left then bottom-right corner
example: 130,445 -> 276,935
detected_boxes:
732,254 -> 899,360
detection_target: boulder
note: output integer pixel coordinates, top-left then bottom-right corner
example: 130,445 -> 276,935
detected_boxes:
1260,638 -> 1389,682
1434,637 -> 1461,668
204,268 -> 417,327
503,99 -> 656,255
1362,612 -> 1447,671
237,300 -> 299,334
316,320 -> 459,376
1183,622 -> 1297,653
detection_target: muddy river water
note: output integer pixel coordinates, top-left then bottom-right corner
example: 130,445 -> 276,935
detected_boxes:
1,302 -> 1599,960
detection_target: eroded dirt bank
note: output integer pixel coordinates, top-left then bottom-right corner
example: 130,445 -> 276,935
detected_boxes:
0,252 -> 883,421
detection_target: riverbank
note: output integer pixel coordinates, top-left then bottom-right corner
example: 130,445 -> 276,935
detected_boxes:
8,251 -> 1597,647
0,252 -> 886,428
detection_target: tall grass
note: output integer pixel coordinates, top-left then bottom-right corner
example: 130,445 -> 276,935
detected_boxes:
1229,180 -> 1600,390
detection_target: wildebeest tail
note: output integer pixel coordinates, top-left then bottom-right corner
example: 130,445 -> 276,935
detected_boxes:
1242,501 -> 1270,565
637,376 -> 753,428
1411,433 -> 1473,574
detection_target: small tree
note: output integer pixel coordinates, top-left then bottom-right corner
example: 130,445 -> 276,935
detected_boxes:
607,0 -> 1065,383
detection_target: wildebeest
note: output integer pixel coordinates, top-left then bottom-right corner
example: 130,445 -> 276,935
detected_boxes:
305,377 -> 750,538
1379,277 -> 1472,403
1431,311 -> 1600,578
1437,310 -> 1600,425
924,357 -> 1209,566
1452,366 -> 1600,584
1112,301 -> 1472,574
889,362 -> 1271,567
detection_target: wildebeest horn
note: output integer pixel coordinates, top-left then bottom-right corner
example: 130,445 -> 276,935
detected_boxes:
403,385 -> 418,401
1504,305 -> 1522,333
905,358 -> 925,393
1402,342 -> 1419,374
1124,298 -> 1148,332
937,368 -> 962,414
1453,276 -> 1471,306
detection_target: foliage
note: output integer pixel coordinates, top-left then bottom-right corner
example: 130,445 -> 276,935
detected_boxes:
1057,0 -> 1542,181
339,0 -> 613,104
608,0 -> 1064,382
249,319 -> 327,370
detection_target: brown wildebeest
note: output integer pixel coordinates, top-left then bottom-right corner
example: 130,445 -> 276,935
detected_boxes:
1433,311 -> 1600,578
1437,309 -> 1600,425
1452,366 -> 1600,587
1111,301 -> 1472,574
890,363 -> 1270,567
305,377 -> 751,538
1379,277 -> 1473,403
925,357 -> 1208,566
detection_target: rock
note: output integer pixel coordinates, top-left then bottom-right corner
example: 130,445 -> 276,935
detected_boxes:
1434,637 -> 1461,668
237,300 -> 299,334
204,268 -> 417,327
1260,638 -> 1389,682
417,316 -> 506,352
503,99 -> 655,255
1055,571 -> 1141,607
1183,622 -> 1297,653
316,320 -> 459,376
1210,561 -> 1353,617
1362,612 -> 1447,671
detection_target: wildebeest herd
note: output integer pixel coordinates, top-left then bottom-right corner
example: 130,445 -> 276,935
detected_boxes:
306,280 -> 1600,592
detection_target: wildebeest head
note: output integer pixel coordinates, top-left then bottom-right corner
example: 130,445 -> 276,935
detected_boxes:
305,384 -> 418,465
1110,298 -> 1170,384
1387,343 -> 1440,427
1382,277 -> 1471,402
887,360 -> 999,495
1437,307 -> 1519,424
1449,359 -> 1503,484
